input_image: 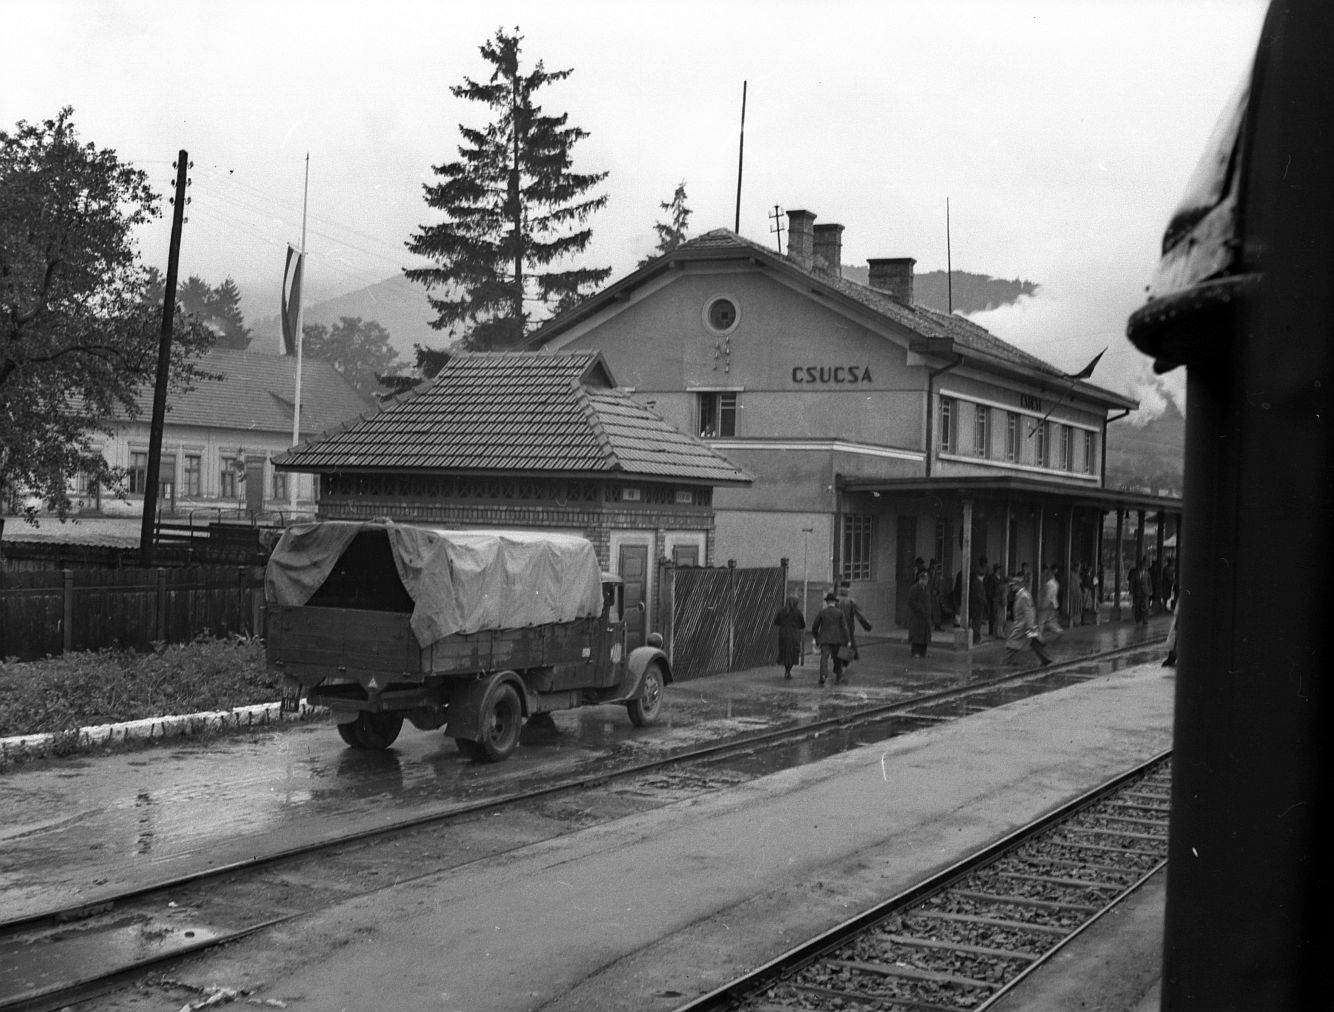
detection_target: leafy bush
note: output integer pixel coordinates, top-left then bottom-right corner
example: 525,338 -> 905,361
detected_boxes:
0,636 -> 276,738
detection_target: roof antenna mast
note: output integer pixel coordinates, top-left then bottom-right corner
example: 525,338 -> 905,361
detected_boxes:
946,197 -> 953,315
734,81 -> 747,233
769,204 -> 786,254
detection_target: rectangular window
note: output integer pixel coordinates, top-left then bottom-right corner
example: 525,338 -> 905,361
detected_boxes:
272,469 -> 288,500
1006,412 -> 1019,461
974,405 -> 990,458
220,457 -> 238,499
939,396 -> 954,453
1060,425 -> 1074,471
841,514 -> 874,581
697,392 -> 738,438
1084,430 -> 1097,475
183,455 -> 202,496
1034,421 -> 1047,468
128,451 -> 149,494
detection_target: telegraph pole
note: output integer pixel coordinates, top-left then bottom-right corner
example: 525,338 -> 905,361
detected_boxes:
139,151 -> 189,567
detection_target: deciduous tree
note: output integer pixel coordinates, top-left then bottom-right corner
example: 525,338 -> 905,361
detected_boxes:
302,316 -> 399,400
0,108 -> 212,523
405,27 -> 611,350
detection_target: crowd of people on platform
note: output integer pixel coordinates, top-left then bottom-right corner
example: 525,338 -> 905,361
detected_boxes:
775,551 -> 1178,680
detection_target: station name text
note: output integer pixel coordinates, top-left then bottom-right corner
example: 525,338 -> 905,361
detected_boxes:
792,365 -> 873,384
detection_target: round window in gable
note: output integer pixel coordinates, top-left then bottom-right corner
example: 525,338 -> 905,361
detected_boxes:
704,296 -> 740,334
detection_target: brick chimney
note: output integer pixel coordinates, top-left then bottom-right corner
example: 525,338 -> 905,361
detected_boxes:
812,223 -> 844,278
787,209 -> 816,269
868,257 -> 916,306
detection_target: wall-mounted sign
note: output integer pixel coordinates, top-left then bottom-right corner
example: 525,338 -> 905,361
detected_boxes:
1020,393 -> 1043,412
791,366 -> 873,384
622,487 -> 642,502
674,490 -> 694,504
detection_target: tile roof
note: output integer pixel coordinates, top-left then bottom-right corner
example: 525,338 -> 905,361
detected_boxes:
679,229 -> 1075,379
274,351 -> 751,486
120,349 -> 373,435
528,228 -> 1136,408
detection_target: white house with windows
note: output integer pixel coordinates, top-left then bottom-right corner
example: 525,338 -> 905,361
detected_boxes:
526,210 -> 1180,634
83,348 -> 371,520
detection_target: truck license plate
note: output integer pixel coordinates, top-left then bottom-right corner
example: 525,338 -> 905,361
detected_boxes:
280,678 -> 303,714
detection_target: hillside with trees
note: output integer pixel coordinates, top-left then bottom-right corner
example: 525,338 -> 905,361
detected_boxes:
841,265 -> 1038,315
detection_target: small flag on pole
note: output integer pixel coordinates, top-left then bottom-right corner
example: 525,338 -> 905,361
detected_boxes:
1068,347 -> 1106,381
281,244 -> 305,356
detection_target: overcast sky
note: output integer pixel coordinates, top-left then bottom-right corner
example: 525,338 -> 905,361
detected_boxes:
4,0 -> 1268,418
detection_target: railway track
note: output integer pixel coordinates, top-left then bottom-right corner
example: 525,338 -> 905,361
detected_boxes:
675,752 -> 1172,1012
0,640 -> 1164,1012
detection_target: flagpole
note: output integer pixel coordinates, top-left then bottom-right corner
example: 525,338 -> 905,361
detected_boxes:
289,153 -> 308,515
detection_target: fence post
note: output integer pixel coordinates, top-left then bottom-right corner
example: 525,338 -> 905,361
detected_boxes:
727,558 -> 736,670
63,569 -> 73,654
156,567 -> 167,642
659,557 -> 676,667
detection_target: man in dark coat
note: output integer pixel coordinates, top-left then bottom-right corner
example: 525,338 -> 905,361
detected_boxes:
969,558 -> 988,644
906,568 -> 932,657
773,596 -> 806,680
811,591 -> 851,686
836,582 -> 873,660
983,563 -> 1000,637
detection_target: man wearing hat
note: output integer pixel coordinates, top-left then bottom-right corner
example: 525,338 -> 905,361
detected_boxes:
1005,572 -> 1053,666
811,591 -> 852,685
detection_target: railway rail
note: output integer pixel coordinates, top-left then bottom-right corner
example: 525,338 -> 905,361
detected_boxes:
676,752 -> 1172,1012
0,639 -> 1165,1012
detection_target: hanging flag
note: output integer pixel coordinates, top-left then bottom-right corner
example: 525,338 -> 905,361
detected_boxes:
1068,347 -> 1107,381
281,244 -> 305,356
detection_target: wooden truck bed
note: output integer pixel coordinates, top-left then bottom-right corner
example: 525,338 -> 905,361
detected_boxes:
267,604 -> 601,688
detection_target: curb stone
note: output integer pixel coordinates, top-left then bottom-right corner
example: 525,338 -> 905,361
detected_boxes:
0,701 -> 328,764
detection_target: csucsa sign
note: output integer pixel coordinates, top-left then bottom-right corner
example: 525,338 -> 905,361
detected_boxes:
791,365 -> 873,384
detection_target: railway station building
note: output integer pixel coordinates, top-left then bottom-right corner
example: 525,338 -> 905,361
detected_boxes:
273,350 -> 751,647
525,210 -> 1182,639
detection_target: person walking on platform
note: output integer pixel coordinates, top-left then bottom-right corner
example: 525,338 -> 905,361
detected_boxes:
907,568 -> 933,657
837,582 -> 873,662
1038,565 -> 1063,642
1131,557 -> 1152,626
811,591 -> 851,686
773,596 -> 806,680
985,563 -> 1004,638
929,560 -> 946,630
1006,573 -> 1053,666
969,558 -> 988,644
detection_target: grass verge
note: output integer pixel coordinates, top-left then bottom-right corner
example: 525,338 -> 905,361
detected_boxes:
0,636 -> 280,746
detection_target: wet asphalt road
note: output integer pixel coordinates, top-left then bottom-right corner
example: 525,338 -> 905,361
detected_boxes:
0,620 -> 1169,927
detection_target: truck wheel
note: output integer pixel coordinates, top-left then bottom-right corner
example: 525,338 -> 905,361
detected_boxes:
626,662 -> 666,727
337,712 -> 404,750
474,683 -> 523,762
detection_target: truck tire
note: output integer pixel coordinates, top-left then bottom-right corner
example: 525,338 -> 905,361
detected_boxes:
626,662 -> 666,727
337,711 -> 404,750
473,683 -> 523,762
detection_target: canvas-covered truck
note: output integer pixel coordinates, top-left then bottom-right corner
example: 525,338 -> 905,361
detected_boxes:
264,520 -> 671,762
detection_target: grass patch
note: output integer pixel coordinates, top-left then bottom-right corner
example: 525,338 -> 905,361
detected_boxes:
0,636 -> 279,739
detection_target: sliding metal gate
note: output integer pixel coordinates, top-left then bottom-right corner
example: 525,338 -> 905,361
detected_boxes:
656,559 -> 788,681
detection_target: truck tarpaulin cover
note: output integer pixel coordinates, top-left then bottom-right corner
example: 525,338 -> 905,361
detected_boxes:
265,521 -> 605,647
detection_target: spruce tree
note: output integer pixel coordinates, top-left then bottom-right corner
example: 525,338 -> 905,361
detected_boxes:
639,181 -> 691,267
406,28 -> 610,350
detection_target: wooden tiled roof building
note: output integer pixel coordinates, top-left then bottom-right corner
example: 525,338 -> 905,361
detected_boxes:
275,351 -> 750,578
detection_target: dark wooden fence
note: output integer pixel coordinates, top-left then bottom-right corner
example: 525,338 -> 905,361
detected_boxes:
0,566 -> 264,662
656,559 -> 788,680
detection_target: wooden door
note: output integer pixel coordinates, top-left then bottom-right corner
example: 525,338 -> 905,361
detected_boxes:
619,544 -> 648,649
